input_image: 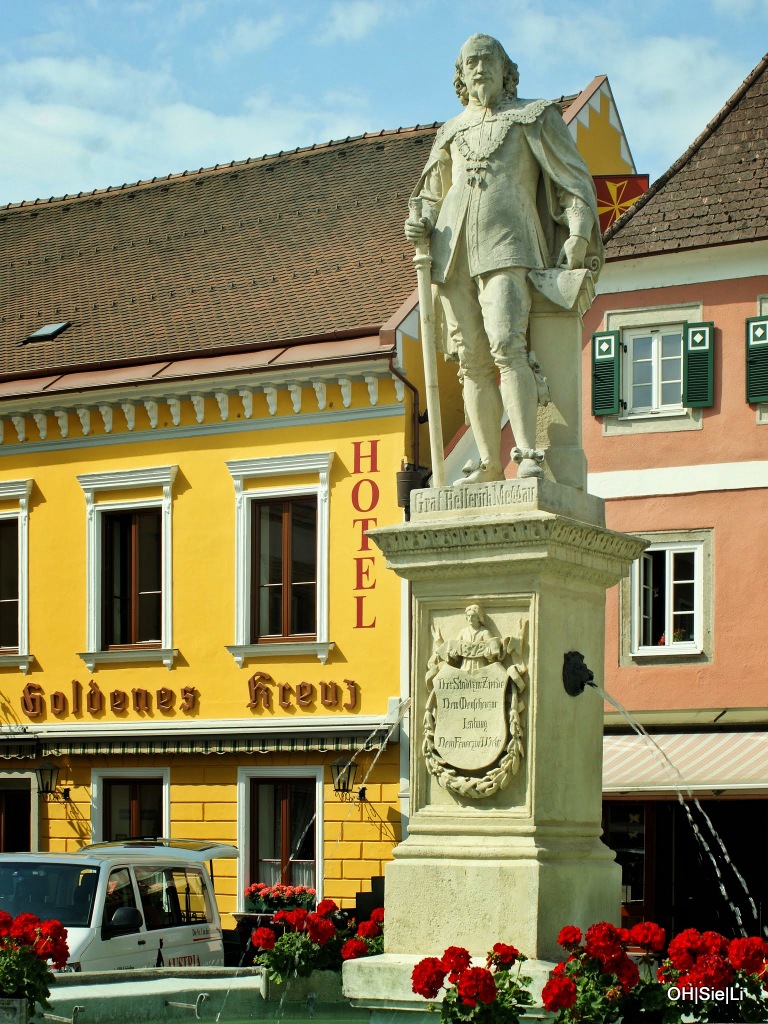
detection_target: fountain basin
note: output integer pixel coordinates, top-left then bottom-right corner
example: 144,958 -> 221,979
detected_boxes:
44,968 -> 367,1024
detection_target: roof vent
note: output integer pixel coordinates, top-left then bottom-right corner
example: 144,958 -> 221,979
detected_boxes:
22,321 -> 71,345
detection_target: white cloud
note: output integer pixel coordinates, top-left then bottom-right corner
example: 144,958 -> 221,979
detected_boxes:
487,1 -> 751,180
318,1 -> 389,43
210,13 -> 289,62
0,54 -> 373,204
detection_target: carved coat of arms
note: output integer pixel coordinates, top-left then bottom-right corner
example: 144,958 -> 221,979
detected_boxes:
423,605 -> 527,800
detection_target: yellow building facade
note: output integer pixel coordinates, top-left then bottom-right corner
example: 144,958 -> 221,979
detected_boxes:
0,79 -> 637,925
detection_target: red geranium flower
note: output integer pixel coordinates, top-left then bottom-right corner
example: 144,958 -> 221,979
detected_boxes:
370,907 -> 385,925
667,928 -> 704,971
629,921 -> 666,953
456,966 -> 497,1008
728,936 -> 768,975
307,915 -> 336,946
603,953 -> 640,993
585,922 -> 624,963
682,953 -> 734,992
488,942 -> 519,967
341,938 -> 369,961
412,957 -> 447,999
701,931 -> 728,956
542,974 -> 577,1011
357,920 -> 381,939
557,925 -> 582,950
441,946 -> 472,982
274,908 -> 309,932
252,927 -> 276,950
315,899 -> 338,918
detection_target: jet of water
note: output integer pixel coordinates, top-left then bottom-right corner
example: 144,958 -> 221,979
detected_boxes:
594,682 -> 758,937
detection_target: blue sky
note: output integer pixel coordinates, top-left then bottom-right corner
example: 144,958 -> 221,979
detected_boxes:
1,0 -> 766,206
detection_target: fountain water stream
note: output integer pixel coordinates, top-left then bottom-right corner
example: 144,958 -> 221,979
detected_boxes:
595,682 -> 759,935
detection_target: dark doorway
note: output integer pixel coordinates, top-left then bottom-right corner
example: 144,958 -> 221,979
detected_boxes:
604,798 -> 768,937
0,785 -> 31,851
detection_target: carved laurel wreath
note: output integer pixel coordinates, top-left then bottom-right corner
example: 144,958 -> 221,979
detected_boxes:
422,631 -> 528,800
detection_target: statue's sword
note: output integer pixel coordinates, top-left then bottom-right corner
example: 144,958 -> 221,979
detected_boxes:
408,197 -> 446,488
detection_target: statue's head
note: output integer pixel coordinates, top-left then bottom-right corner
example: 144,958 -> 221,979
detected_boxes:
453,34 -> 519,106
465,604 -> 485,625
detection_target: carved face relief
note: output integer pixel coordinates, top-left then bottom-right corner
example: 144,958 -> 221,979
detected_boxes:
461,43 -> 504,108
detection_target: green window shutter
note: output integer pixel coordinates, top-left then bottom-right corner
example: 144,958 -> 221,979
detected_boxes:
746,317 -> 768,404
683,322 -> 714,408
592,331 -> 620,416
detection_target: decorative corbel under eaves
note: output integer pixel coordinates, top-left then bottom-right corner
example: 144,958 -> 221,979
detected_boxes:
121,403 -> 136,431
99,406 -> 113,433
364,376 -> 379,405
288,384 -> 302,413
11,416 -> 25,443
215,392 -> 229,421
144,399 -> 159,428
54,410 -> 69,438
263,386 -> 277,416
239,390 -> 253,419
338,378 -> 352,408
32,413 -> 47,440
312,381 -> 326,411
77,408 -> 91,436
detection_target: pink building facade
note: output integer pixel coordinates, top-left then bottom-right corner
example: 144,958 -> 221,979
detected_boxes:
583,54 -> 768,935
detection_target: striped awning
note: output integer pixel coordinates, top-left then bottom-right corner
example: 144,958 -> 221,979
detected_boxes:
603,732 -> 768,793
0,731 -> 391,759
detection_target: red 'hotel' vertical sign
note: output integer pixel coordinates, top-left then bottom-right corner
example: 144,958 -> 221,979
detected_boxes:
351,440 -> 379,629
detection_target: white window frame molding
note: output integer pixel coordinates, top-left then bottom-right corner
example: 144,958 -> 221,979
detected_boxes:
76,466 -> 178,671
236,764 -> 324,912
226,452 -> 334,665
601,303 -> 704,436
90,766 -> 171,844
629,540 -> 705,657
0,479 -> 34,673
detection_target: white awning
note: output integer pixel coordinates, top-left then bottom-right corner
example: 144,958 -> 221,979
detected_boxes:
603,732 -> 768,793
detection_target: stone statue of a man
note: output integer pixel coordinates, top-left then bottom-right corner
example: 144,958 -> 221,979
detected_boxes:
405,34 -> 603,483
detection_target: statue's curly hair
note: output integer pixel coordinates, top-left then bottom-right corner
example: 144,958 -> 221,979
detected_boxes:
453,34 -> 519,106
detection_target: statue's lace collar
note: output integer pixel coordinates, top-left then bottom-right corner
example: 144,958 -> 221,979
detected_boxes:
434,96 -> 555,150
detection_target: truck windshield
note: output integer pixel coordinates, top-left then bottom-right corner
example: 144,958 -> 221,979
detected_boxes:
0,862 -> 100,927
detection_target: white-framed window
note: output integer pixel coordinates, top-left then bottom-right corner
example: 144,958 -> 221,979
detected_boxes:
236,765 -> 324,911
90,767 -> 170,844
226,453 -> 334,665
630,540 -> 704,656
76,466 -> 177,671
623,323 -> 684,416
0,480 -> 33,673
599,303 -> 705,436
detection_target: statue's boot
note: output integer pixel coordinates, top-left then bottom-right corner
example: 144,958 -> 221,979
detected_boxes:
500,362 -> 544,480
454,378 -> 505,485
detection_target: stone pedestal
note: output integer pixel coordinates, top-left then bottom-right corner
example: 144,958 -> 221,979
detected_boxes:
531,276 -> 594,492
344,480 -> 646,1011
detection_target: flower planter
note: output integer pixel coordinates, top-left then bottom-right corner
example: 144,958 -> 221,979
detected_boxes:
0,999 -> 29,1024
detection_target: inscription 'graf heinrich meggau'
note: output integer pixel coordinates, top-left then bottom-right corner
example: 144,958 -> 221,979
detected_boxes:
411,481 -> 537,515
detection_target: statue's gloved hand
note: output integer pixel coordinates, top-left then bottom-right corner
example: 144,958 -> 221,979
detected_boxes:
404,217 -> 433,243
557,235 -> 588,270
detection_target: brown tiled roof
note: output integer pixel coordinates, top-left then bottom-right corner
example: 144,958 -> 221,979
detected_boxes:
604,54 -> 768,258
0,126 -> 440,379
